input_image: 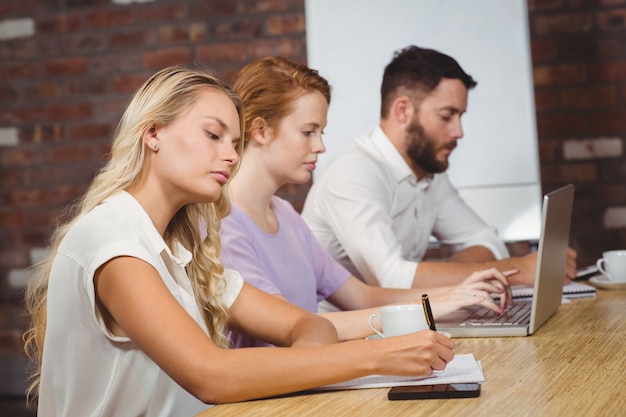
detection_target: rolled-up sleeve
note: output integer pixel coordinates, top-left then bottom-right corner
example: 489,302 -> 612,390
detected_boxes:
430,175 -> 510,260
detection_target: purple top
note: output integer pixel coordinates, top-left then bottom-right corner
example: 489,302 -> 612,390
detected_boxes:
220,196 -> 351,347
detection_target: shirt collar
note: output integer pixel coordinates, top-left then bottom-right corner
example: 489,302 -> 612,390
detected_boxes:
370,126 -> 433,188
104,191 -> 192,267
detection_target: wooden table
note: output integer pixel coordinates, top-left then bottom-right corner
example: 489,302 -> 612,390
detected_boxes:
197,289 -> 626,417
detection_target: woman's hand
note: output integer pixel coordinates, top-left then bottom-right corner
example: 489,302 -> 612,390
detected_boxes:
429,268 -> 517,318
367,330 -> 455,376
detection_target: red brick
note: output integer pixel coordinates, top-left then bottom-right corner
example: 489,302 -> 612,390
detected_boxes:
530,40 -> 558,63
110,29 -> 156,49
89,54 -> 143,74
538,139 -> 561,162
540,162 -> 598,183
114,72 -> 153,94
44,57 -> 89,76
143,47 -> 193,69
0,1 -> 12,18
600,0 -> 626,6
36,13 -> 82,33
68,123 -> 112,141
13,37 -> 62,60
596,9 -> 626,30
531,12 -> 593,36
240,0 -> 294,13
35,82 -> 62,99
67,77 -> 114,97
189,0 -> 237,17
63,32 -> 108,54
29,207 -> 72,229
622,85 -> 626,103
561,86 -> 618,109
533,64 -> 587,86
49,145 -> 94,163
0,211 -> 25,229
527,0 -> 564,13
599,0 -> 626,5
3,106 -> 47,123
196,43 -> 247,64
247,38 -> 305,60
0,64 -> 38,80
20,124 -> 64,144
48,184 -> 87,205
47,102 -> 93,121
534,89 -> 561,111
96,98 -> 130,120
595,37 -> 626,57
210,18 -> 262,39
265,13 -> 306,35
536,113 -> 588,137
24,165 -> 71,186
0,168 -> 21,188
136,3 -> 185,22
158,24 -> 206,44
588,109 -> 626,134
589,60 -> 626,82
85,9 -> 133,29
0,85 -> 17,102
3,188 -> 48,208
0,148 -> 45,167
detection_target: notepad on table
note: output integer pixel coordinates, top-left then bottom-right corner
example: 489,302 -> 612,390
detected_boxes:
508,281 -> 596,299
312,353 -> 484,391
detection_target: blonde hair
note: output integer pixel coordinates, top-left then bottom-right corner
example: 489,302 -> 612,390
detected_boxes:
23,65 -> 245,404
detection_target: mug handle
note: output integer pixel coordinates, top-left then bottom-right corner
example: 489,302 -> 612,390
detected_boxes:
596,258 -> 611,279
368,314 -> 385,338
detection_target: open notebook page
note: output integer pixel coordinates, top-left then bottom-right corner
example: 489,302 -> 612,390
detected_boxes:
312,354 -> 484,391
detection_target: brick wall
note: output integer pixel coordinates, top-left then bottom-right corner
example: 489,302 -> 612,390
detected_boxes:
0,0 -> 625,305
529,0 -> 626,266
0,0 -> 310,302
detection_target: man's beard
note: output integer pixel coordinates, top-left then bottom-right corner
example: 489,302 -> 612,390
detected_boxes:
405,119 -> 453,174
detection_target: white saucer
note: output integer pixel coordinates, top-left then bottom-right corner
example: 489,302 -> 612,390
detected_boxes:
365,331 -> 452,340
588,274 -> 626,290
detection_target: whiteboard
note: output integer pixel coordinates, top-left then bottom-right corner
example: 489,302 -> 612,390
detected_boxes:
305,0 -> 542,242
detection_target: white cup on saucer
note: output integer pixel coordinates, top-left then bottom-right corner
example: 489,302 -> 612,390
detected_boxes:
596,250 -> 626,282
368,304 -> 429,338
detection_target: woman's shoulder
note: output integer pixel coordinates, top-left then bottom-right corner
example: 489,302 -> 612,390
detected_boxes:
61,196 -> 150,259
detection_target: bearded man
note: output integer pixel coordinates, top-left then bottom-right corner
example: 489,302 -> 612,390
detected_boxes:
302,45 -> 577,291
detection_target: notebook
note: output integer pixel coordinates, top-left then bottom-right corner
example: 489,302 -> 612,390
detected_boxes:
437,184 -> 575,337
508,281 -> 595,300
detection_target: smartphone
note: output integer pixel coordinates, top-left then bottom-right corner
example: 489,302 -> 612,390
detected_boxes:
576,264 -> 598,280
388,383 -> 481,400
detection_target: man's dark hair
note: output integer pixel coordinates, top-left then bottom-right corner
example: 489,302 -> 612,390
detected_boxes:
380,45 -> 477,118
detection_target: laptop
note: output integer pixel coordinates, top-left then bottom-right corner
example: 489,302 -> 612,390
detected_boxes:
437,184 -> 575,337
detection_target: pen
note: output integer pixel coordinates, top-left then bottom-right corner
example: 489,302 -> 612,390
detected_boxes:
421,294 -> 437,331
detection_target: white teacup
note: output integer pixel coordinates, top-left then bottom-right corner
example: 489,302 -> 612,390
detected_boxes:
368,304 -> 429,338
596,250 -> 626,282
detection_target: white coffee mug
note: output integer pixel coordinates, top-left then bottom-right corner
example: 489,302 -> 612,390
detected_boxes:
368,304 -> 429,338
596,250 -> 626,282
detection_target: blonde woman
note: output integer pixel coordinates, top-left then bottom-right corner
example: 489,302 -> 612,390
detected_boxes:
24,65 -> 455,416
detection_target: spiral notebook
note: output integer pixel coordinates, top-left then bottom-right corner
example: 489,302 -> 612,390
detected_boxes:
509,281 -> 596,299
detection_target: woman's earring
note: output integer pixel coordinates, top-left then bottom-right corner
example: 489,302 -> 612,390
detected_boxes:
152,143 -> 159,151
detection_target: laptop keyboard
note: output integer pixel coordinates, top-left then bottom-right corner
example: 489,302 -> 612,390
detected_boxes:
460,302 -> 532,326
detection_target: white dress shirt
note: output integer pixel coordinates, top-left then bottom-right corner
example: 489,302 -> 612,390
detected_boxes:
302,126 -> 509,289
